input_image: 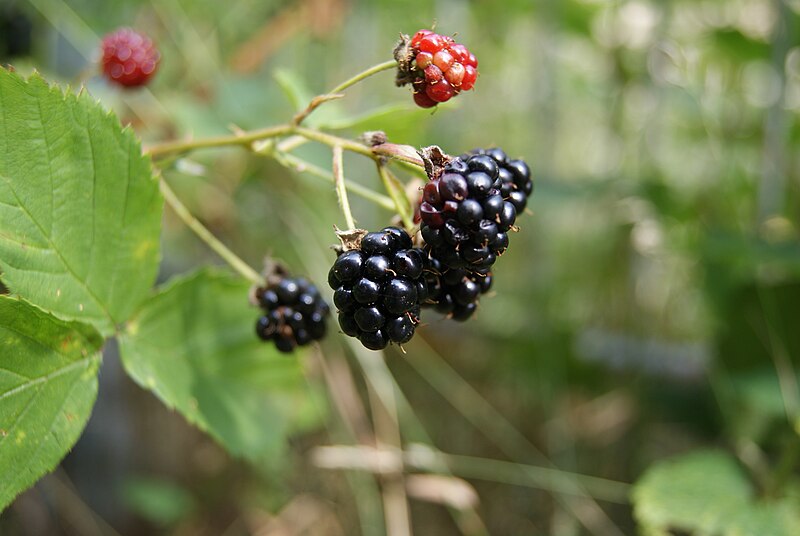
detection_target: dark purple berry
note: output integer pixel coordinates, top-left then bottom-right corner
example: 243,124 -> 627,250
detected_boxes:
439,173 -> 468,201
359,330 -> 389,351
457,199 -> 483,225
353,277 -> 381,304
382,278 -> 418,316
354,306 -> 386,332
332,251 -> 364,284
466,172 -> 493,198
338,313 -> 360,336
361,231 -> 394,255
385,315 -> 416,344
364,255 -> 392,281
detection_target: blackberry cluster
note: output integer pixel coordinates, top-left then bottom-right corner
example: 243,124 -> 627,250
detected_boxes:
328,227 -> 426,350
419,152 -> 519,273
255,276 -> 330,353
422,257 -> 493,322
396,29 -> 478,109
417,148 -> 533,318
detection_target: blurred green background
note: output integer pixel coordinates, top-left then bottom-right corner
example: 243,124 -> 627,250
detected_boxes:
2,0 -> 799,534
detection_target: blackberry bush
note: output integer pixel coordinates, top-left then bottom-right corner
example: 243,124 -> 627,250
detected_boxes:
394,29 -> 478,108
0,22 -> 543,516
327,227 -> 427,350
254,274 -> 330,353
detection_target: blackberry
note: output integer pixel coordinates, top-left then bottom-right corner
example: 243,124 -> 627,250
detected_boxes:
328,227 -> 425,350
254,275 -> 330,353
422,256 -> 493,322
395,29 -> 478,108
419,153 -> 518,272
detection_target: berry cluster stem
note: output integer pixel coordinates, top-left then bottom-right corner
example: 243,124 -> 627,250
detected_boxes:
274,152 -> 397,211
332,145 -> 357,230
159,177 -> 262,285
376,163 -> 414,231
290,60 -> 398,126
146,124 -> 294,159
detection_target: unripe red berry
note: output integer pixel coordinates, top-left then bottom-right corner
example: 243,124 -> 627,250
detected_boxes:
398,29 -> 478,108
100,28 -> 160,88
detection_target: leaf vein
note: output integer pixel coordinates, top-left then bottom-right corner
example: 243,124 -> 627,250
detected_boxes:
0,174 -> 114,325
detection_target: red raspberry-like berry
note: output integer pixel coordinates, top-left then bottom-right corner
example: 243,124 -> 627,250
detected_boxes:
396,29 -> 478,108
100,28 -> 160,88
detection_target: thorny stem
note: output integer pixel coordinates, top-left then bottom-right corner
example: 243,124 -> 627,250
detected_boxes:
159,178 -> 262,285
332,145 -> 357,230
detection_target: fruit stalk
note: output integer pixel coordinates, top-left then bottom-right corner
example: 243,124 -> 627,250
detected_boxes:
332,145 -> 357,230
159,178 -> 262,284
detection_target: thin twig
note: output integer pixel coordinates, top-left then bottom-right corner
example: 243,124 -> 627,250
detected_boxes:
376,163 -> 415,230
332,146 -> 356,230
146,124 -> 294,159
293,60 -> 398,126
275,152 -> 396,211
159,178 -> 262,284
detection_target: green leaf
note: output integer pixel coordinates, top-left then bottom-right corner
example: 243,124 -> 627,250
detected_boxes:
118,269 -> 312,462
0,296 -> 102,511
0,68 -> 163,336
633,450 -> 800,535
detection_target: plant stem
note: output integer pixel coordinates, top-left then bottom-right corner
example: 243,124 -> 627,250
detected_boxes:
330,59 -> 398,94
292,60 -> 399,126
275,152 -> 396,211
332,145 -> 357,230
294,126 -> 374,158
146,124 -> 294,160
159,178 -> 262,285
376,163 -> 415,231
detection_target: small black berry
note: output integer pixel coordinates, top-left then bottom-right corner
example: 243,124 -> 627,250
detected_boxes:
254,274 -> 330,353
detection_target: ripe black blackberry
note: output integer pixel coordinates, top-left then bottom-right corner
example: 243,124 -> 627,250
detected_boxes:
422,256 -> 493,321
328,227 -> 427,350
419,149 -> 530,272
254,275 -> 330,353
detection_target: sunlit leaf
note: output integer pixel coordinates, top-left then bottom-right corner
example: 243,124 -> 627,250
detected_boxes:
0,68 -> 163,336
0,296 -> 102,511
118,269 -> 312,461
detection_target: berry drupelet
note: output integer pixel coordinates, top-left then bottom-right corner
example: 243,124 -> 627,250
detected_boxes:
395,29 -> 478,108
100,28 -> 160,88
255,276 -> 330,353
328,227 -> 427,350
